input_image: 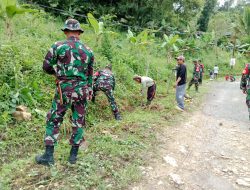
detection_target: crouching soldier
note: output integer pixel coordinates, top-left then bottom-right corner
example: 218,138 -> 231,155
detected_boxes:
35,19 -> 94,166
240,63 -> 250,120
133,75 -> 156,106
92,64 -> 122,120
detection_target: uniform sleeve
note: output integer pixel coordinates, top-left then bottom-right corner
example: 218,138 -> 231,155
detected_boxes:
240,74 -> 247,90
43,43 -> 57,75
87,53 -> 94,88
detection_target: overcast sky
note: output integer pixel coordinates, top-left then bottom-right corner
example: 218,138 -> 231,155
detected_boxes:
218,0 -> 238,6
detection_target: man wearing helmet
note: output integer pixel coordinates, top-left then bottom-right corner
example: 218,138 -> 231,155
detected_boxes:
36,19 -> 94,165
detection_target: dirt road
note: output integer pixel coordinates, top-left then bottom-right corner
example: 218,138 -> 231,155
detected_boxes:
132,81 -> 250,190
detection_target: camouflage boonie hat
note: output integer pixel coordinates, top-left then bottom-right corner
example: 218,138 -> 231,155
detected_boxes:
193,59 -> 199,63
105,64 -> 112,70
61,19 -> 84,33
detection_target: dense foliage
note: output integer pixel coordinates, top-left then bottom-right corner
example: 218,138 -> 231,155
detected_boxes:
197,0 -> 217,32
23,0 -> 205,30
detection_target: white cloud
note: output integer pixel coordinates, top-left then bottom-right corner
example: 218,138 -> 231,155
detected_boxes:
218,0 -> 238,7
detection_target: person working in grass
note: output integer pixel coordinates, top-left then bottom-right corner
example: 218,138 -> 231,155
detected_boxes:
174,55 -> 187,111
133,75 -> 156,106
92,64 -> 122,120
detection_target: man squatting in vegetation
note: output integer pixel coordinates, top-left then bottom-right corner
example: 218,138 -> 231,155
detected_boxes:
240,63 -> 250,120
187,59 -> 200,92
133,75 -> 156,106
36,19 -> 94,165
92,64 -> 122,120
174,55 -> 187,111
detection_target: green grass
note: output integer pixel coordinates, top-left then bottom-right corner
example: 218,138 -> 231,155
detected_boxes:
0,9 -> 244,190
0,80 -> 209,189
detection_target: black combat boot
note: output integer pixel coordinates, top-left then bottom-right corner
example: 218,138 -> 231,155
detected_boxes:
114,113 -> 122,121
68,146 -> 79,164
35,146 -> 54,166
91,95 -> 95,103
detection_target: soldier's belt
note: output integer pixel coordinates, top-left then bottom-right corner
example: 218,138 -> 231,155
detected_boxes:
55,77 -> 88,105
57,76 -> 84,81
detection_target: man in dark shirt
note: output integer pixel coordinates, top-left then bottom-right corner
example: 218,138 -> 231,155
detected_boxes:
174,55 -> 187,111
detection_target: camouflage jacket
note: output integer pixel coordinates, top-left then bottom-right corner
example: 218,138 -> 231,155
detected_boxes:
240,64 -> 250,92
94,69 -> 115,90
43,36 -> 94,88
193,64 -> 200,79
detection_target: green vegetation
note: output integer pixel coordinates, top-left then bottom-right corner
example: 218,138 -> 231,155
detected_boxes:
197,0 -> 217,32
0,0 -> 249,189
21,0 -> 205,30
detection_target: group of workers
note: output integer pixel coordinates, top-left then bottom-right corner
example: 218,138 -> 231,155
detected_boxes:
35,18 -> 250,166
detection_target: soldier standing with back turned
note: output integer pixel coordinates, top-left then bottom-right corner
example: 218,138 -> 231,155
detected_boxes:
35,19 -> 94,165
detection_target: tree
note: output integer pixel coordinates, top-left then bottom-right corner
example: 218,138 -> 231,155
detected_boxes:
208,12 -> 232,58
25,0 -> 204,30
243,6 -> 250,35
0,0 -> 34,38
197,0 -> 217,32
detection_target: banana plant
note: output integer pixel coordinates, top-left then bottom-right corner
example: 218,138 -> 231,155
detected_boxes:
87,13 -> 102,35
161,34 -> 184,63
87,13 -> 118,47
243,6 -> 250,35
127,29 -> 153,45
126,29 -> 155,76
0,0 -> 34,38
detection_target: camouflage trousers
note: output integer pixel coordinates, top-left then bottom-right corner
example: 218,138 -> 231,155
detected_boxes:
188,78 -> 199,91
246,91 -> 250,120
198,74 -> 203,84
45,83 -> 89,146
93,85 -> 119,115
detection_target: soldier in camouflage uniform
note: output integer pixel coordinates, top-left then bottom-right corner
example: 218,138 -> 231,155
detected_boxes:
240,63 -> 250,120
92,65 -> 121,120
35,19 -> 94,165
187,60 -> 200,92
198,59 -> 204,85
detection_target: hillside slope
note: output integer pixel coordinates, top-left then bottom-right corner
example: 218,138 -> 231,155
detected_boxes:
0,11 -> 248,189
